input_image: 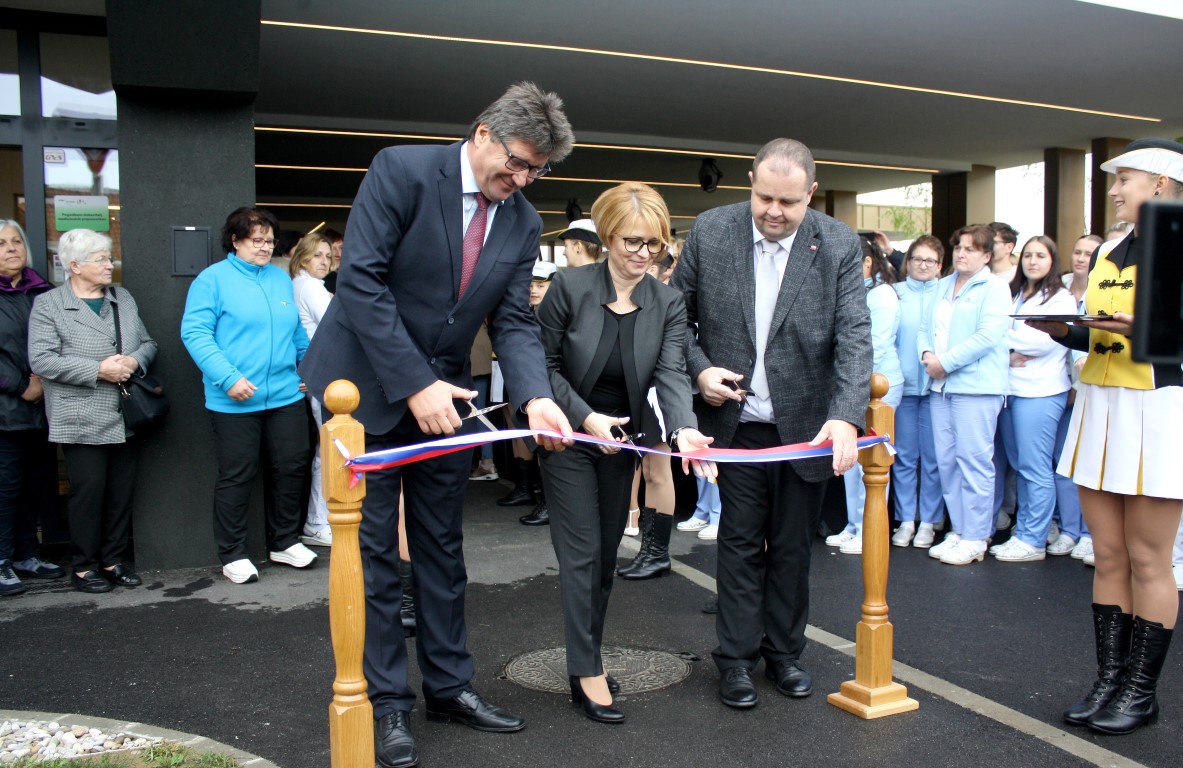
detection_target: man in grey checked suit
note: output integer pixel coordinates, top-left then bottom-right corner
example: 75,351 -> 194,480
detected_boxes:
672,138 -> 871,709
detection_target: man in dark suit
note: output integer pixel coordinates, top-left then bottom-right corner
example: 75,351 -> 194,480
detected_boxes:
671,138 -> 871,709
300,82 -> 574,768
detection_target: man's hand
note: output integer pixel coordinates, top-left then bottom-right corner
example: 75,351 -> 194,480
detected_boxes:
527,397 -> 573,451
921,352 -> 947,380
696,367 -> 745,407
810,419 -> 858,475
226,377 -> 258,402
674,428 -> 718,480
407,380 -> 475,436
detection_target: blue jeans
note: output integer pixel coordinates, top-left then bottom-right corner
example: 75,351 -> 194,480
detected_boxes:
692,474 -> 721,526
890,394 -> 945,525
930,392 -> 1002,542
1052,399 -> 1088,540
843,385 -> 902,534
999,393 -> 1068,549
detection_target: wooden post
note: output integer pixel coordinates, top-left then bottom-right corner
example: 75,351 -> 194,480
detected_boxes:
322,380 -> 374,768
827,373 -> 919,719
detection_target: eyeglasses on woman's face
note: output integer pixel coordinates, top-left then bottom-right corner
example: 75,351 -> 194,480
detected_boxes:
617,235 -> 666,255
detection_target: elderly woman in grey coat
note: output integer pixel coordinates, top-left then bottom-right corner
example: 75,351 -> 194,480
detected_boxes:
28,229 -> 157,594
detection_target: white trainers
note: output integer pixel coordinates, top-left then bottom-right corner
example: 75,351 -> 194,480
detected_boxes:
891,522 -> 915,547
1046,521 -> 1060,545
1071,536 -> 1094,560
825,529 -> 858,547
469,461 -> 499,481
222,558 -> 259,584
940,538 -> 987,565
301,527 -> 333,548
1083,551 -> 1095,567
912,523 -> 936,549
677,516 -> 709,533
269,542 -> 318,569
992,537 -> 1046,562
928,532 -> 961,559
698,524 -> 719,541
839,535 -> 863,555
1046,534 -> 1077,556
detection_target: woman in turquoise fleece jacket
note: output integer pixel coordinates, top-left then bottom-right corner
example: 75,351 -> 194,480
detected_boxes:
181,207 -> 315,585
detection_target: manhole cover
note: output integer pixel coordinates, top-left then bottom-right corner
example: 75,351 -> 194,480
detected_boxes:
504,645 -> 692,694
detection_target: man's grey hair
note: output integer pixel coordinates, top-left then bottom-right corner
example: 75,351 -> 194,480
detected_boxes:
58,228 -> 113,269
468,81 -> 574,163
752,138 -> 816,186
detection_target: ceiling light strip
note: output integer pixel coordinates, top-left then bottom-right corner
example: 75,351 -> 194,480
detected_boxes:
257,201 -> 354,208
261,20 -> 1159,122
256,164 -> 750,189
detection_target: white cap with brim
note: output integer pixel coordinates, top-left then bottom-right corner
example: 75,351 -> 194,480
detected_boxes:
556,218 -> 601,246
532,261 -> 557,281
1099,138 -> 1183,183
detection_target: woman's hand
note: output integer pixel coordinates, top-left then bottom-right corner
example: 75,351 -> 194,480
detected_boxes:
1010,351 -> 1034,368
675,428 -> 717,480
98,355 -> 132,383
20,374 -> 43,403
1080,311 -> 1134,337
921,352 -> 947,380
583,413 -> 629,454
227,377 -> 258,402
117,354 -> 139,373
1024,319 -> 1070,338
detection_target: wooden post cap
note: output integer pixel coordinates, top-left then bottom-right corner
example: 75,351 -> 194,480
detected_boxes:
324,380 -> 360,416
869,372 -> 888,400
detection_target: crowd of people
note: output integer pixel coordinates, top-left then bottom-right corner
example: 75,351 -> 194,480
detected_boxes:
0,78 -> 1180,766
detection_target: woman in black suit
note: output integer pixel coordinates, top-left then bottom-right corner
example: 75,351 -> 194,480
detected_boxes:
536,182 -> 716,723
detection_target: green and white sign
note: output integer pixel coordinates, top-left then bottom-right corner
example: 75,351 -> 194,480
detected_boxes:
54,195 -> 110,232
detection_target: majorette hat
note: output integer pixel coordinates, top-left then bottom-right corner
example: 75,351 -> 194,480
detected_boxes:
1099,138 -> 1183,183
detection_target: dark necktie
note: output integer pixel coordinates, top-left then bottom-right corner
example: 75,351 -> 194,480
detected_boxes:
459,191 -> 489,298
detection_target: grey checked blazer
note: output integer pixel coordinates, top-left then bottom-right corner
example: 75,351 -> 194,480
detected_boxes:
672,203 -> 871,482
28,281 -> 158,444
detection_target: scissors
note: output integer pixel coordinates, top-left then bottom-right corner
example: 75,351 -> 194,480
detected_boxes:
610,425 -> 645,446
462,401 -> 506,434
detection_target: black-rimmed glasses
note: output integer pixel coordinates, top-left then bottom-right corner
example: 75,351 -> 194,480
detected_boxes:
618,236 -> 666,255
500,141 -> 551,179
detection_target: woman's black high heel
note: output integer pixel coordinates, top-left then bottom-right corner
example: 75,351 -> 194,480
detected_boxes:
569,676 -> 625,724
606,674 -> 620,694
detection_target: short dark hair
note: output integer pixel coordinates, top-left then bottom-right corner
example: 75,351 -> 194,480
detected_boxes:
989,221 -> 1019,246
222,207 -> 280,254
468,81 -> 574,162
322,227 -> 344,245
752,138 -> 816,186
951,225 -> 994,254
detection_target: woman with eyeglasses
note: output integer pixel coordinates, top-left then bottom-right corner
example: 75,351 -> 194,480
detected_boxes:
1029,139 -> 1183,734
28,229 -> 157,593
535,182 -> 715,723
888,236 -> 946,548
918,224 -> 1011,566
181,207 -> 316,585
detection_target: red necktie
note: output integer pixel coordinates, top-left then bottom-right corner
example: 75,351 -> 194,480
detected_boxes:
459,192 -> 489,298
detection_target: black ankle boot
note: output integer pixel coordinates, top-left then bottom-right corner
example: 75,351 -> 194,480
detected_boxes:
498,458 -> 535,507
1063,603 -> 1132,725
617,507 -> 655,576
1087,616 -> 1173,734
621,512 -> 672,580
519,478 -> 549,526
398,559 -> 416,636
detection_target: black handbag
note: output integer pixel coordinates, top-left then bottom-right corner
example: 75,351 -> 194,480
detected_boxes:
111,288 -> 170,430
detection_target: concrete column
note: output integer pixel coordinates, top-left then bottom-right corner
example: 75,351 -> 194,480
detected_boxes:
1091,137 -> 1130,237
966,164 -> 996,226
1044,147 -> 1086,256
825,190 -> 858,228
931,165 -> 995,245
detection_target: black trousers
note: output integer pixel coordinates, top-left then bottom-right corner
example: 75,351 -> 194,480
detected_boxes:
0,428 -> 57,564
361,411 -> 480,717
539,441 -> 635,677
713,421 -> 826,670
209,401 -> 309,564
61,441 -> 137,571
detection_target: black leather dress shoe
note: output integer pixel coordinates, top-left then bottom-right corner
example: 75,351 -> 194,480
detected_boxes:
702,596 -> 719,614
72,570 -> 114,594
102,564 -> 142,587
375,711 -> 418,768
425,688 -> 525,732
719,667 -> 758,709
519,504 -> 549,526
765,659 -> 812,698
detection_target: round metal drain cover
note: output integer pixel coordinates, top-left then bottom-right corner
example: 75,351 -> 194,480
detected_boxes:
504,645 -> 692,694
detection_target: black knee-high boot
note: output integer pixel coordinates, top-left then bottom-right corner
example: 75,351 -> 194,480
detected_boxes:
1063,604 -> 1133,725
1087,616 -> 1173,734
617,507 -> 655,577
621,512 -> 672,580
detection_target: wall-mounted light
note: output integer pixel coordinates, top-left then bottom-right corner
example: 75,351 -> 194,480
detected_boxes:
699,158 -> 723,193
565,199 -> 583,222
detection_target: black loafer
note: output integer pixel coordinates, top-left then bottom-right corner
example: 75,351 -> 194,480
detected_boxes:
72,570 -> 114,594
765,659 -> 812,698
375,711 -> 418,768
425,688 -> 525,732
719,667 -> 758,709
102,564 -> 142,587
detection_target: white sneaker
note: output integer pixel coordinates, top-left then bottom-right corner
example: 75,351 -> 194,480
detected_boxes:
698,524 -> 719,541
839,535 -> 863,555
940,538 -> 987,565
891,522 -> 915,547
1071,536 -> 1094,560
1046,534 -> 1077,556
825,529 -> 857,547
992,537 -> 1046,562
1083,551 -> 1095,567
222,559 -> 259,584
1173,563 -> 1183,591
269,542 -> 318,568
301,527 -> 333,548
912,523 -> 936,549
988,540 -> 1006,555
1046,521 -> 1060,545
928,532 -> 961,559
677,517 -> 709,532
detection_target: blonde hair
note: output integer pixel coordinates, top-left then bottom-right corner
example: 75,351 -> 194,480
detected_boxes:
590,183 -> 671,259
289,232 -> 331,278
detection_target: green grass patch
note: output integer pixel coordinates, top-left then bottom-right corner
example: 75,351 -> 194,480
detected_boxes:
10,742 -> 241,768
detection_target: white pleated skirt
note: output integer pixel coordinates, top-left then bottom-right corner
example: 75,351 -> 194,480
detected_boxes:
1057,383 -> 1183,500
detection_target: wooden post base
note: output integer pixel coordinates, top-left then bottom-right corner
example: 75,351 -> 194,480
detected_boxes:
827,681 -> 919,720
329,697 -> 374,768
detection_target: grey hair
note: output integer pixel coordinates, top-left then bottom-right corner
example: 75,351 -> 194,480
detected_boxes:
468,81 -> 574,163
58,228 -> 113,270
752,138 -> 816,186
0,219 -> 28,241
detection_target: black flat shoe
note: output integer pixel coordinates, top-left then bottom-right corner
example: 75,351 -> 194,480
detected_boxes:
569,676 -> 624,724
519,505 -> 549,526
719,667 -> 758,709
102,564 -> 142,587
72,570 -> 114,594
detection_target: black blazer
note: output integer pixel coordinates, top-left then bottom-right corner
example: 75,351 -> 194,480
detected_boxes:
535,261 -> 697,448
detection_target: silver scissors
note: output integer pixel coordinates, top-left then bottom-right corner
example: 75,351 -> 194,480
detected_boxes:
462,401 -> 506,434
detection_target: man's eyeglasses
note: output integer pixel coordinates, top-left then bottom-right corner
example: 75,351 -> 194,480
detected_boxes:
248,237 -> 277,249
909,257 -> 939,266
500,141 -> 551,179
618,236 -> 666,255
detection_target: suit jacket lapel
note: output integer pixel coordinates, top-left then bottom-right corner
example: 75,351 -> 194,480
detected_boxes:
437,144 -> 464,298
731,210 -> 758,350
769,213 -> 819,338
